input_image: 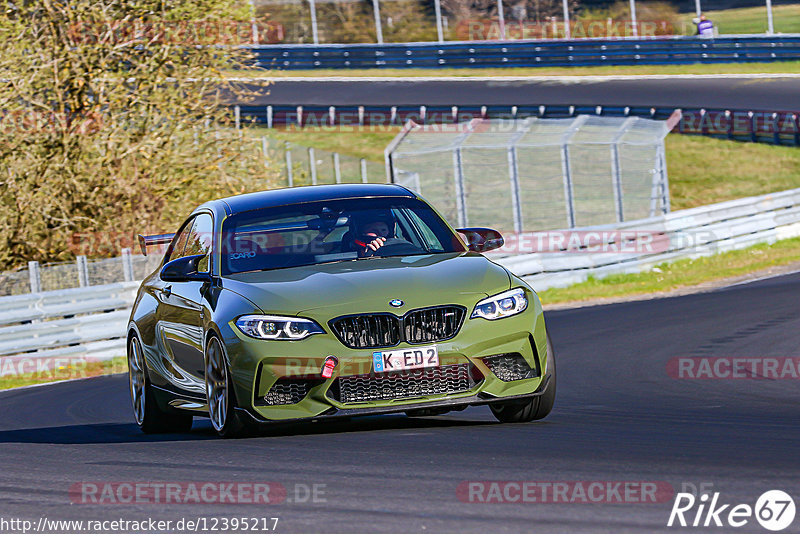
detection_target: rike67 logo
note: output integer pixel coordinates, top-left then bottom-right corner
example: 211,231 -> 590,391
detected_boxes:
668,490 -> 795,531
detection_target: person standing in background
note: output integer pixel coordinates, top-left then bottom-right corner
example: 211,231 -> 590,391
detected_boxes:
693,14 -> 714,37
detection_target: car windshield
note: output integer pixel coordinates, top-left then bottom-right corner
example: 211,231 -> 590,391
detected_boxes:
220,197 -> 466,274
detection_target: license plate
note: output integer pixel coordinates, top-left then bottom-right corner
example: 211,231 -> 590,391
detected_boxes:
372,345 -> 439,373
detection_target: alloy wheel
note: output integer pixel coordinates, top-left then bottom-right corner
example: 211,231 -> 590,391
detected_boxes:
127,337 -> 146,426
205,337 -> 228,432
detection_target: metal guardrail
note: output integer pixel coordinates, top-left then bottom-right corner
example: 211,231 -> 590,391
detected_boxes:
495,187 -> 800,290
248,35 -> 800,70
238,104 -> 800,147
0,282 -> 138,368
1,186 -> 798,364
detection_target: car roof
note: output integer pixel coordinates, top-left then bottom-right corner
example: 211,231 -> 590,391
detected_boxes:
198,184 -> 418,217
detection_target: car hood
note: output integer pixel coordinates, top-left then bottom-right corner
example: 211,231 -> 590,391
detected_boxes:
221,252 -> 511,317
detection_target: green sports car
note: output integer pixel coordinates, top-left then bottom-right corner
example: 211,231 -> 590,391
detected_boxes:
127,184 -> 555,437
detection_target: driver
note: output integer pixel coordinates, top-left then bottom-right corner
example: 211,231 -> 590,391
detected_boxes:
349,209 -> 396,257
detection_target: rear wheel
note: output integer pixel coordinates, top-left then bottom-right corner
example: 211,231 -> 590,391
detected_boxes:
205,335 -> 251,438
128,335 -> 193,434
490,332 -> 557,423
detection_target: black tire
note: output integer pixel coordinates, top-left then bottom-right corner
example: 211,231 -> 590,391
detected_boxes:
205,335 -> 252,438
128,335 -> 193,434
490,331 -> 557,423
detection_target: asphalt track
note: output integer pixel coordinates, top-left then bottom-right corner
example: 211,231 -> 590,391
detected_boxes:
246,76 -> 800,111
1,271 -> 799,533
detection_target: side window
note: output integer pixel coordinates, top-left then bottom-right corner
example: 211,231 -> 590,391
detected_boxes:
166,217 -> 195,263
184,214 -> 214,272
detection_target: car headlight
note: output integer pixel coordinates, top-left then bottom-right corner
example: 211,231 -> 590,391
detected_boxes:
235,315 -> 325,340
471,288 -> 528,320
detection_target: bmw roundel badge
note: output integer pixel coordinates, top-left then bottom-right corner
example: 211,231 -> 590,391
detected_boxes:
389,299 -> 404,308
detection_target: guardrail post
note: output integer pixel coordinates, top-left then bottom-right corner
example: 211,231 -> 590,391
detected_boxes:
285,141 -> 294,187
28,261 -> 41,293
121,248 -> 134,282
329,106 -> 336,126
266,106 -> 273,129
333,153 -> 342,183
234,105 -> 241,131
360,158 -> 368,183
309,147 -> 318,185
297,106 -> 303,128
77,256 -> 89,287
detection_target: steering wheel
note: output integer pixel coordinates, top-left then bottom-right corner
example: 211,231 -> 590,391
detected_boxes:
362,237 -> 422,258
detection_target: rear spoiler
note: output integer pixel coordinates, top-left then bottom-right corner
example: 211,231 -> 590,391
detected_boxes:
137,233 -> 175,256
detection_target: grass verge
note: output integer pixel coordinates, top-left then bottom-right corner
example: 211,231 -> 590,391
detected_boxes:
236,61 -> 800,78
0,356 -> 127,391
666,134 -> 800,210
684,4 -> 800,35
537,236 -> 800,305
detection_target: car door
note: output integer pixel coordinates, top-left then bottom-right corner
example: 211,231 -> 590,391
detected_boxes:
156,212 -> 214,392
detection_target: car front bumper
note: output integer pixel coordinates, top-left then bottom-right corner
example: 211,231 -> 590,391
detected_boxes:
223,295 -> 549,422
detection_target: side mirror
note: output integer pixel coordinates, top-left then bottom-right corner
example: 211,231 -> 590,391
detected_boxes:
456,228 -> 505,253
160,254 -> 212,283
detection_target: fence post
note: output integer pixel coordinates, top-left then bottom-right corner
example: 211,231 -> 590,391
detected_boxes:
285,141 -> 294,187
434,0 -> 444,42
266,105 -> 273,129
261,136 -> 269,169
452,148 -> 468,228
766,0 -> 774,35
629,0 -> 638,37
122,248 -> 134,282
309,0 -> 320,44
372,0 -> 384,44
309,147 -> 318,185
507,146 -> 523,233
360,158 -> 369,183
77,256 -> 89,287
497,0 -> 506,40
234,105 -> 241,131
333,153 -> 342,183
562,0 -> 571,39
28,261 -> 41,293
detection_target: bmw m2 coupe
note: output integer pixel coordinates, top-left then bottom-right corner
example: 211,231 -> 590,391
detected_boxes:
127,184 -> 555,437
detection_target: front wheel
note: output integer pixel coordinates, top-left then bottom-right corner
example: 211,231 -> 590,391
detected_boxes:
205,336 -> 251,438
128,335 -> 193,434
490,332 -> 557,423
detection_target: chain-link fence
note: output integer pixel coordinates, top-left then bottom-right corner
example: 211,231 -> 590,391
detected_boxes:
250,0 -> 799,45
257,135 -> 385,187
388,116 -> 671,232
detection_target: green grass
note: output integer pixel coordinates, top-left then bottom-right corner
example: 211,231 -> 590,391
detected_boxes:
683,4 -> 800,35
0,356 -> 127,390
666,134 -> 800,210
246,126 -> 402,162
538,236 -> 800,305
233,61 -> 800,78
